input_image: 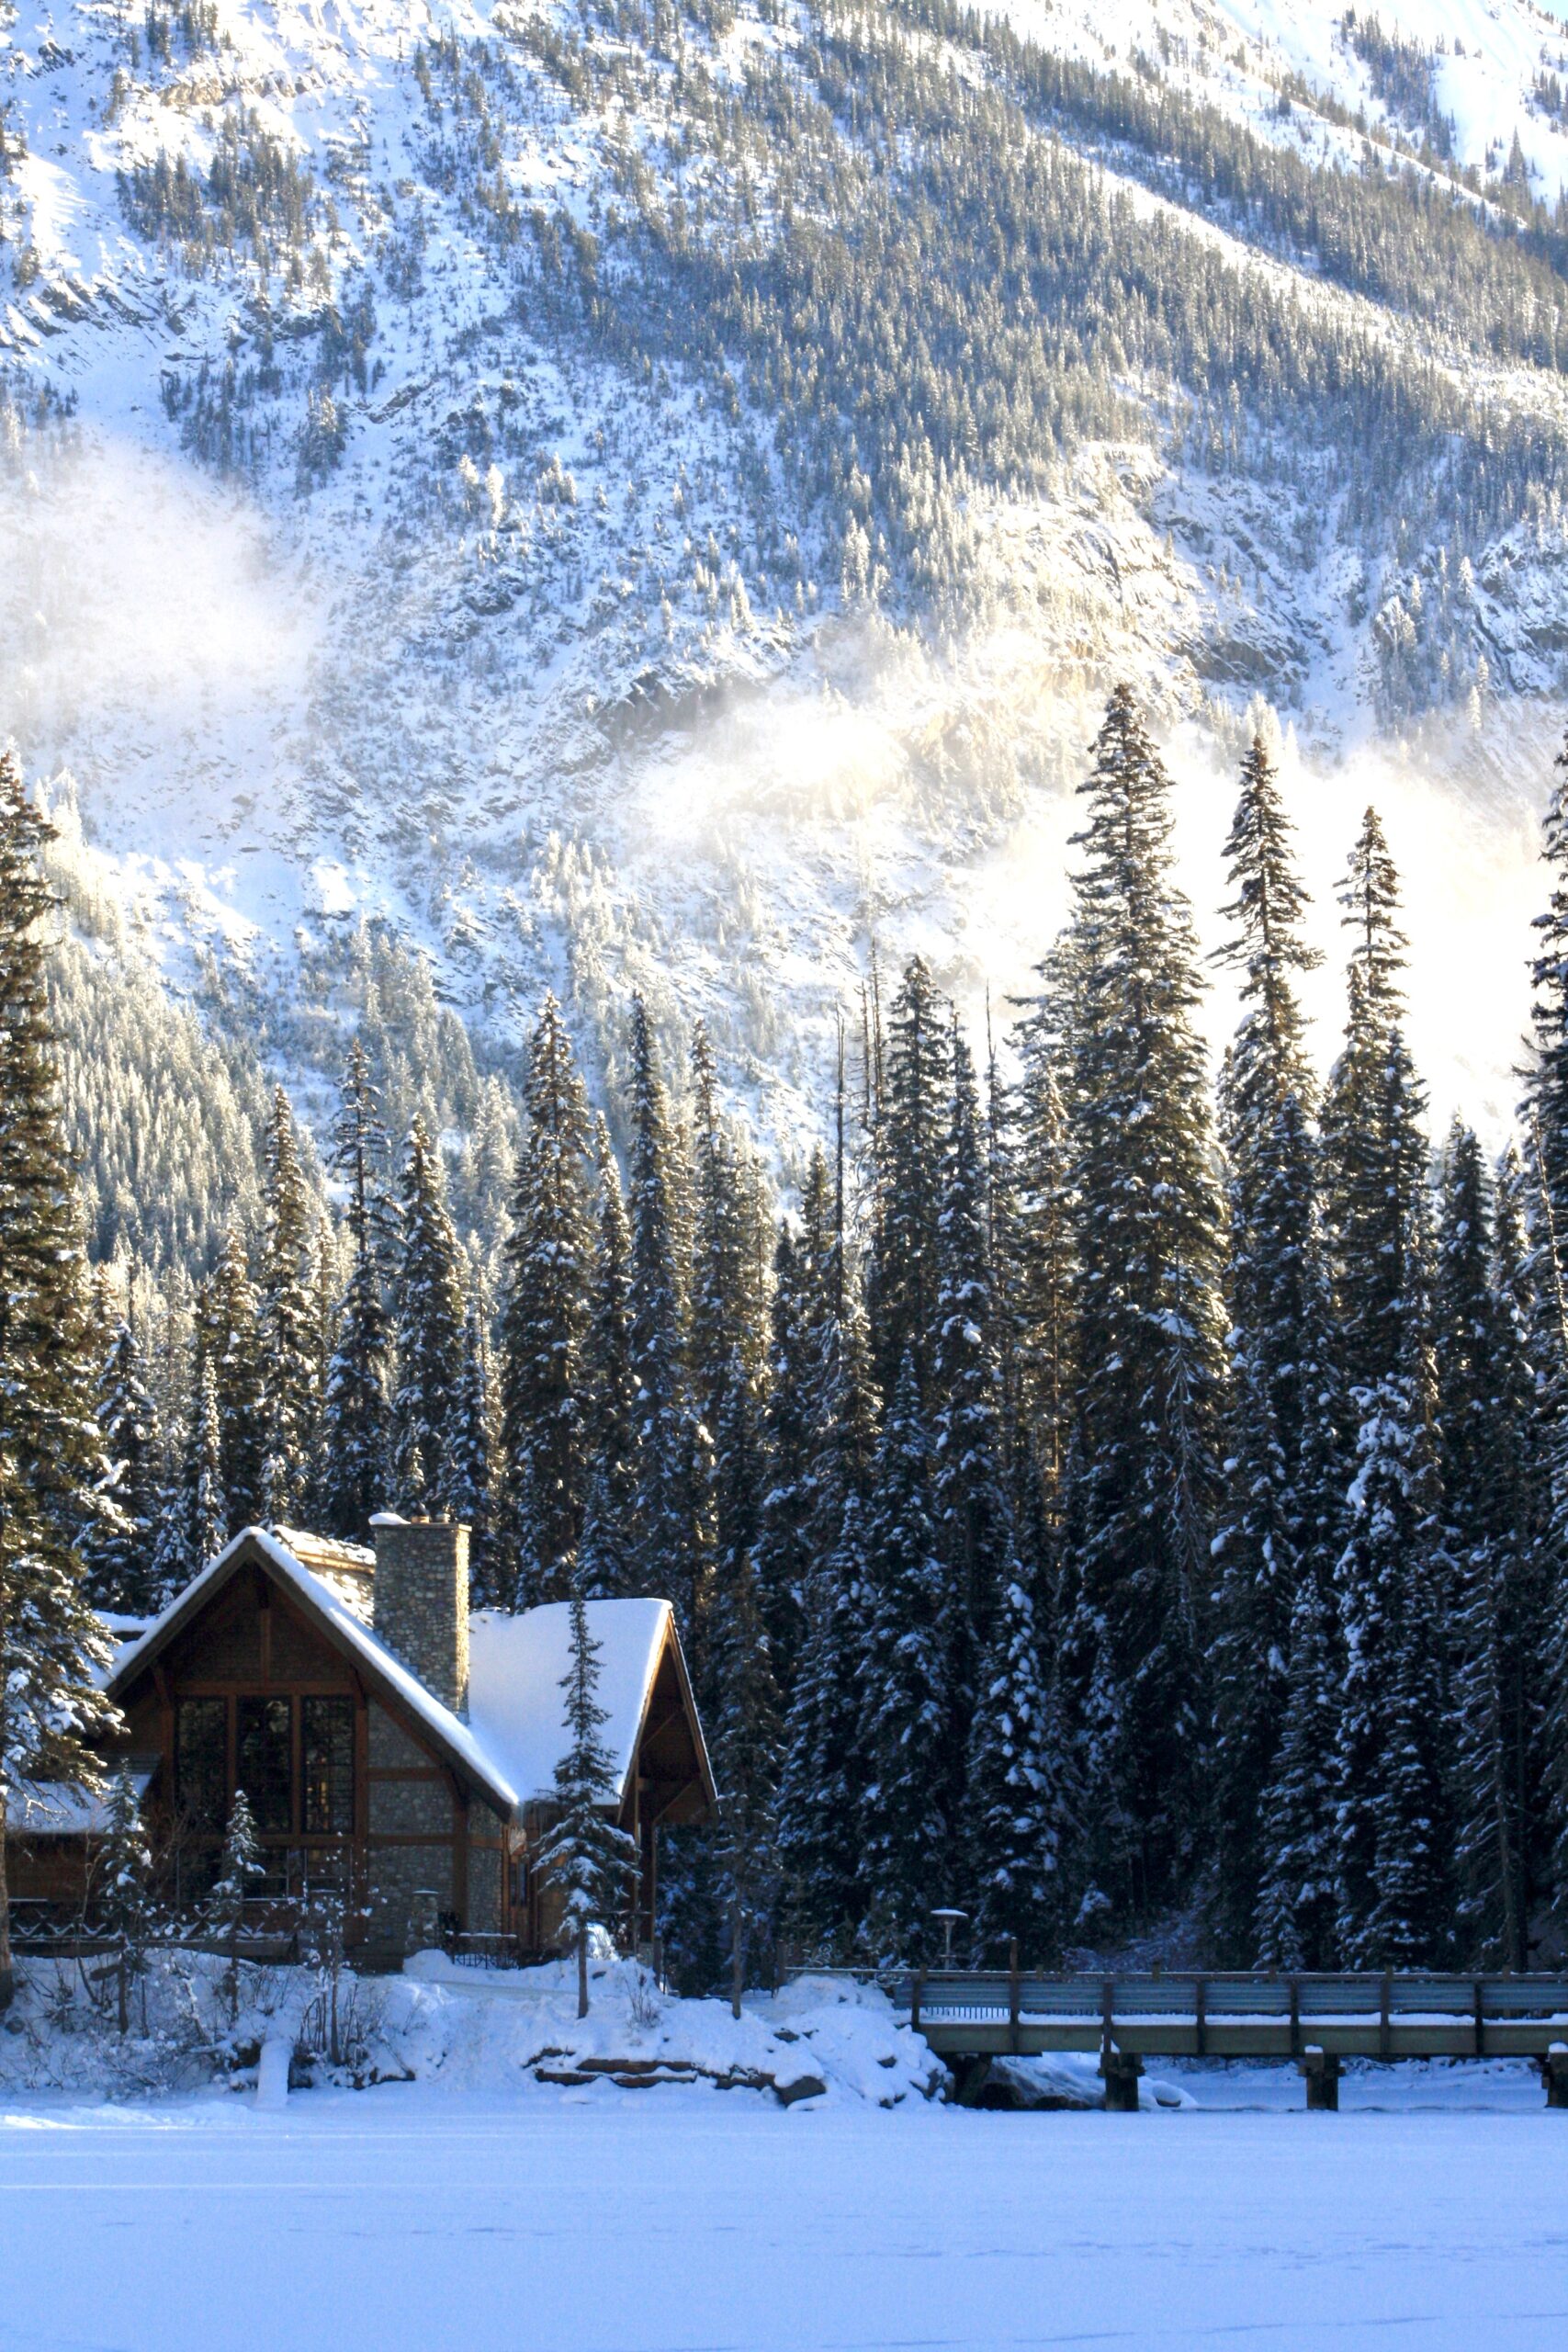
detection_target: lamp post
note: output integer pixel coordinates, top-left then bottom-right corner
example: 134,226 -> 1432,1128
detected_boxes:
931,1907 -> 967,1967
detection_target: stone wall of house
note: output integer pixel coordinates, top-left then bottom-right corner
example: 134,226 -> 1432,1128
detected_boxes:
364,1696 -> 458,1950
363,1839 -> 454,1951
467,1800 -> 504,1937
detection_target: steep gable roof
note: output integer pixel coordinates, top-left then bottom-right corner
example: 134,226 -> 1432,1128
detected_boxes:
468,1599 -> 709,1811
107,1528 -> 518,1816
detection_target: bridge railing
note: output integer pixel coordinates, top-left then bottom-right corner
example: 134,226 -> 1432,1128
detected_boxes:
787,1965 -> 1568,2052
783,1966 -> 1568,2105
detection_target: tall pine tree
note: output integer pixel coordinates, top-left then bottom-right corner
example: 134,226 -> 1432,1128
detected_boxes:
320,1040 -> 392,1539
84,1318 -> 164,1613
0,756 -> 116,2011
257,1086 -> 319,1521
626,999 -> 707,1637
390,1116 -> 467,1516
1439,1134 -> 1550,1966
1054,686 -> 1225,1921
866,957 -> 949,1404
861,1353 -> 949,1960
1209,734 -> 1334,1959
500,995 -> 595,1607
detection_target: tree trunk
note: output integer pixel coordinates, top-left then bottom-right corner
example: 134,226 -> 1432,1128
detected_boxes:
0,1785 -> 13,2015
577,1921 -> 589,2019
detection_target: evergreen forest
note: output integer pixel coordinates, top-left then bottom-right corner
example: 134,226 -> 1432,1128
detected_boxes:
8,690 -> 1568,1989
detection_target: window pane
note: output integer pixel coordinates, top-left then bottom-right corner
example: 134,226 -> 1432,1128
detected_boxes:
302,1698 -> 355,1835
236,1697 -> 292,1835
176,1700 -> 227,1834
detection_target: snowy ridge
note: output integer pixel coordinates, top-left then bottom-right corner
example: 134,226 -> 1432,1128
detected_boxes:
4,0 -> 1568,1139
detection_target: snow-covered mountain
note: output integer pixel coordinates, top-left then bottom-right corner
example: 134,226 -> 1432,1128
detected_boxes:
6,0 -> 1568,1160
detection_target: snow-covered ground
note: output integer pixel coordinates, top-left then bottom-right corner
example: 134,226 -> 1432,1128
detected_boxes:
1,2060 -> 1563,2351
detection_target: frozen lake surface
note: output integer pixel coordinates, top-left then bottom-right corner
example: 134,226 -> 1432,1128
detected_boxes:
2,2066 -> 1565,2352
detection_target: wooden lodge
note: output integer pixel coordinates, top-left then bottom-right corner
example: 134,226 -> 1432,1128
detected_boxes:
6,1519 -> 715,1962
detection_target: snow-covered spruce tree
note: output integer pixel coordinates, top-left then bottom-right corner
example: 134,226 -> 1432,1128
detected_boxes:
85,1318 -> 164,1613
1519,729 -> 1568,1933
258,1085 -> 319,1522
1208,733 -> 1335,1960
308,1216 -> 344,1510
390,1115 -> 467,1517
1436,1125 -> 1501,1572
0,756 -> 116,2012
98,1762 -> 157,2035
573,1462 -> 632,1601
1253,1552 -> 1344,1969
755,1221 -> 818,1690
711,1348 -> 768,1650
205,1231 -> 265,1533
1334,1345 -> 1455,1968
1318,813 -> 1453,1961
774,1257 -> 880,1959
1052,685 -> 1226,1922
186,1353 -> 228,1574
581,1114 -> 639,1574
688,1026 -> 773,1688
962,1544 -> 1075,1964
755,1149 -> 839,1693
688,1021 -> 771,1452
626,998 -> 709,1640
1321,808 -> 1425,1407
450,1291 -> 500,1604
1005,1007 -> 1077,1532
777,1489 -> 873,1955
711,1544 -> 782,2012
1523,725 -> 1568,1343
861,1352 -> 950,1961
535,1580 -> 640,2018
499,994 -> 595,1608
1439,1136 -> 1551,1967
866,956 -> 950,1405
209,1787 -> 264,2024
931,1025 -> 1013,1825
320,1039 -> 393,1540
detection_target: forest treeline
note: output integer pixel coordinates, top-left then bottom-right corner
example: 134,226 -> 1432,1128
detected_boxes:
7,697 -> 1568,1987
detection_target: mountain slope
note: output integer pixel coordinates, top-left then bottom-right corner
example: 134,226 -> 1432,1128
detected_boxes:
4,0 -> 1568,1160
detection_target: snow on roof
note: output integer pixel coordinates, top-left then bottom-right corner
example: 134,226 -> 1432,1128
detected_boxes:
108,1530 -> 518,1816
91,1613 -> 152,1689
9,1770 -> 154,1837
467,1600 -> 672,1810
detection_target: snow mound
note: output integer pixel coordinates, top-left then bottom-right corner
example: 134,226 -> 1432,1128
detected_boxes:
389,1955 -> 948,2108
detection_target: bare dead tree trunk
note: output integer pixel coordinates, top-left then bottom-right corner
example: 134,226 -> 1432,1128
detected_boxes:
577,1920 -> 589,2019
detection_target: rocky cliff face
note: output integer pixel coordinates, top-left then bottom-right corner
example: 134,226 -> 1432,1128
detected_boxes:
5,0 -> 1567,1142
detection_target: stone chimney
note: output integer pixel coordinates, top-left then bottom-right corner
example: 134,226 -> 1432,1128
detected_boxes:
370,1515 -> 470,1719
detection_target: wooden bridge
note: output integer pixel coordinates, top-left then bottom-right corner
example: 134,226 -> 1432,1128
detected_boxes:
838,1968 -> 1568,2109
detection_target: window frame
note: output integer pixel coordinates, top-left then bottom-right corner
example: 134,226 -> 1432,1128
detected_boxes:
170,1685 -> 360,1849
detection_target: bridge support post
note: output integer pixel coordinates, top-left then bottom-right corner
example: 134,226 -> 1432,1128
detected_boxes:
1299,2049 -> 1340,2111
1100,2046 -> 1143,2112
1541,2048 -> 1568,2109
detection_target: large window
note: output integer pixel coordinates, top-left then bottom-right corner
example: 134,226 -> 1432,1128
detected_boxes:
302,1698 -> 355,1835
237,1697 -> 293,1834
176,1700 -> 227,1834
175,1695 -> 355,1843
